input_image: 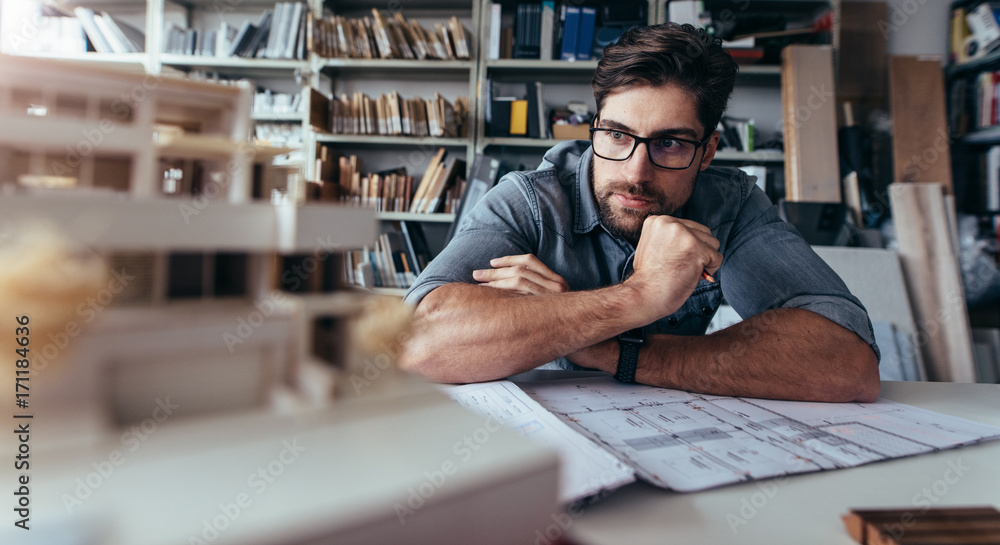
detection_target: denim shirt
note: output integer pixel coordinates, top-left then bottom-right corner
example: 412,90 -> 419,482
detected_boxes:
405,140 -> 879,368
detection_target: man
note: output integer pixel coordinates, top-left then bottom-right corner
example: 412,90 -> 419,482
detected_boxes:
401,23 -> 880,403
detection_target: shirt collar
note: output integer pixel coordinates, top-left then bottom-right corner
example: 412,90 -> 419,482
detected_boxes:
573,146 -> 602,235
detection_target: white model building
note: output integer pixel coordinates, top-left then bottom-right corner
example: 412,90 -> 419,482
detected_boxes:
0,54 -> 558,545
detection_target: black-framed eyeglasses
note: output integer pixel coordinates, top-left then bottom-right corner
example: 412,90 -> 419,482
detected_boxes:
589,127 -> 711,170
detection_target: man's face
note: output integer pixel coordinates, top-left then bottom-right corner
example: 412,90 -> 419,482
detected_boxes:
591,83 -> 719,244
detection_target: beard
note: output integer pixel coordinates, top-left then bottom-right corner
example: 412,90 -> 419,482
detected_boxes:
592,164 -> 689,245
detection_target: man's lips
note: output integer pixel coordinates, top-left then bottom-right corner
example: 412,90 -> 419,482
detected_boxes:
614,193 -> 654,209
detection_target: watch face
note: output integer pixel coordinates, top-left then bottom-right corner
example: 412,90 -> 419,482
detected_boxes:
619,327 -> 644,344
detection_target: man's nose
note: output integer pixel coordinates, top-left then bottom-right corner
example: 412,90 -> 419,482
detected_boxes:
622,142 -> 654,183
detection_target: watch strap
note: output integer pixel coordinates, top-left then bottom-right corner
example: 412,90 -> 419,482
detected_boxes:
614,327 -> 644,384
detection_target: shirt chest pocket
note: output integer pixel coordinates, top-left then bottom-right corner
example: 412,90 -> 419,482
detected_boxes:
651,281 -> 723,336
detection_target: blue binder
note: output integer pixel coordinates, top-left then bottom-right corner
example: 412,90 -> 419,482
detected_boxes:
560,5 -> 580,61
576,6 -> 597,61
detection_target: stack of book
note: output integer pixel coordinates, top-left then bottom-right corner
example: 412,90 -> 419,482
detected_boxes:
309,9 -> 471,60
252,90 -> 304,115
487,1 -> 597,61
313,90 -> 469,138
951,2 -> 1000,66
344,221 -> 435,290
254,124 -> 302,147
313,149 -> 466,215
717,116 -> 755,152
163,2 -> 308,59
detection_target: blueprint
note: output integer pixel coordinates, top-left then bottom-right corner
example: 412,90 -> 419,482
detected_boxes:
444,380 -> 636,502
510,376 -> 1000,493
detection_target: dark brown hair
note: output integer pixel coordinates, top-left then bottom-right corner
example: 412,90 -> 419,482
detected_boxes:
592,23 -> 738,138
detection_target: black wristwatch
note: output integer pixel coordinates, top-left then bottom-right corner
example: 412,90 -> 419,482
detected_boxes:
614,327 -> 644,384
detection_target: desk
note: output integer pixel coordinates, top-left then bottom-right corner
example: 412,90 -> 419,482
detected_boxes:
511,376 -> 1000,545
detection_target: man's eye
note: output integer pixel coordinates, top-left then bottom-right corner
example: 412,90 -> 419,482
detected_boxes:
655,139 -> 680,148
610,131 -> 625,139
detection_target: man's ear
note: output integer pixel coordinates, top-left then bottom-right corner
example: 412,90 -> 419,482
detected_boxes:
698,131 -> 721,171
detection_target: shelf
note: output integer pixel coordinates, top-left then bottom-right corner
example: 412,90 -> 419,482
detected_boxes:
482,137 -> 574,148
318,58 -> 473,73
377,211 -> 455,222
160,54 -> 308,74
959,126 -> 1000,146
485,59 -> 599,72
371,287 -> 409,297
2,51 -> 147,70
252,112 -> 305,122
275,203 -> 377,252
0,193 -> 376,252
315,134 -> 470,147
0,192 -> 278,251
713,149 -> 785,162
947,49 -> 1000,79
736,64 -> 783,77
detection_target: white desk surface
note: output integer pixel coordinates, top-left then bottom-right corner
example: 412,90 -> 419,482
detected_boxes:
512,376 -> 1000,545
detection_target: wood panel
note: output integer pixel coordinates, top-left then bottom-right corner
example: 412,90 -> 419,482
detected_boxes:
889,55 -> 953,193
889,182 -> 976,382
781,45 -> 841,202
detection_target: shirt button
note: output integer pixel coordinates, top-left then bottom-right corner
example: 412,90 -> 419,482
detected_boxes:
702,306 -> 713,315
667,317 -> 678,327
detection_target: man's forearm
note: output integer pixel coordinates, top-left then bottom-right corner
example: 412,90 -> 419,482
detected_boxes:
401,282 -> 646,383
570,308 -> 880,402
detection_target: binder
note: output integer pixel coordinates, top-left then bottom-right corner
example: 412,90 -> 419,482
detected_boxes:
576,6 -> 597,60
560,5 -> 580,61
525,82 -> 543,139
509,99 -> 528,136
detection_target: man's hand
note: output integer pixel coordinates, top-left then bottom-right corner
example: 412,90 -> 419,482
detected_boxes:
472,254 -> 570,295
626,216 -> 723,323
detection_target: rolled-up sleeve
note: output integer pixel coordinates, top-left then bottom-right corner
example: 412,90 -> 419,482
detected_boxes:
719,187 -> 880,361
404,174 -> 540,307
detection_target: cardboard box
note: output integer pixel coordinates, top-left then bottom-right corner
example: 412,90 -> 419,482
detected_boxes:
551,124 -> 590,140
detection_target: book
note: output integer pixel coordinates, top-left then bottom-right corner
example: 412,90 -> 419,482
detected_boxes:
490,97 -> 515,137
445,376 -> 1000,502
539,1 -> 555,61
559,5 -> 580,61
423,156 -> 466,214
576,6 -> 596,61
525,81 -> 545,139
73,7 -> 113,53
446,154 -> 501,242
509,99 -> 528,136
409,148 -> 447,213
400,221 -> 432,274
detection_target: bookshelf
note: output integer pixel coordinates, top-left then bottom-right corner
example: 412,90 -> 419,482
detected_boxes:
0,0 -> 841,293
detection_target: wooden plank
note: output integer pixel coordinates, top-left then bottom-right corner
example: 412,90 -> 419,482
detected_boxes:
889,56 -> 954,194
781,45 -> 841,202
889,183 -> 976,382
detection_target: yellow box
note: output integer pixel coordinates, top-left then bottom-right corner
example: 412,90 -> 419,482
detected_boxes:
551,124 -> 591,140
